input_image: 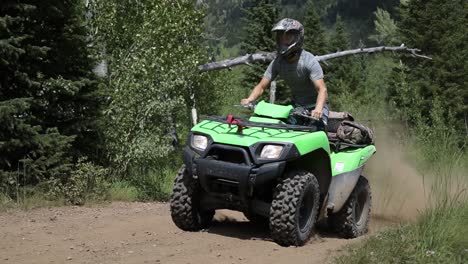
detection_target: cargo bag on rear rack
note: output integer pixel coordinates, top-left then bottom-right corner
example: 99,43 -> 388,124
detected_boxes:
337,121 -> 374,145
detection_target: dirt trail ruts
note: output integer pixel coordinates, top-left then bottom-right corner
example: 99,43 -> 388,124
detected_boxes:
0,202 -> 395,264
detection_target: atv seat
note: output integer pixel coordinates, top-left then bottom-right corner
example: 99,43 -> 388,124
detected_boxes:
326,111 -> 354,141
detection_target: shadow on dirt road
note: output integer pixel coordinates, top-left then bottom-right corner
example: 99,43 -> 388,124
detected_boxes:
207,214 -> 342,242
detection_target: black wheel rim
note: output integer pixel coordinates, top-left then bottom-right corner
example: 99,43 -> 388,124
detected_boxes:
299,185 -> 314,232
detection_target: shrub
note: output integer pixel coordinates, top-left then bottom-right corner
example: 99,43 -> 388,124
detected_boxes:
47,158 -> 110,205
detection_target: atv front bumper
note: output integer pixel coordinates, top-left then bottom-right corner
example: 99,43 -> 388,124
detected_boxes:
183,146 -> 286,203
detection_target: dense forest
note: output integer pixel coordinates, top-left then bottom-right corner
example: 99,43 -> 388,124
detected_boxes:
1,0 -> 467,262
1,0 -> 466,204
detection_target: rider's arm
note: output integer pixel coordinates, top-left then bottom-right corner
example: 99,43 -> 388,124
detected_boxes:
241,77 -> 271,104
311,79 -> 328,118
241,59 -> 277,105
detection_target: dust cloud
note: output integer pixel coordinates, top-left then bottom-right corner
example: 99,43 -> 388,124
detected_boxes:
364,125 -> 430,222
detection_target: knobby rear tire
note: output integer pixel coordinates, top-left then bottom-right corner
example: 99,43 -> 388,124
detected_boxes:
329,176 -> 372,238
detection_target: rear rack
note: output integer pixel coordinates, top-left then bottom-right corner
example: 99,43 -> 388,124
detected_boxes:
201,115 -> 319,132
329,138 -> 374,152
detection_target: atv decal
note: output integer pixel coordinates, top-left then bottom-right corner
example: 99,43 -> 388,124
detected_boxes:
334,162 -> 345,173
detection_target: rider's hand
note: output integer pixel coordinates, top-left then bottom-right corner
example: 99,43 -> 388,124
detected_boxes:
240,98 -> 251,106
311,108 -> 322,119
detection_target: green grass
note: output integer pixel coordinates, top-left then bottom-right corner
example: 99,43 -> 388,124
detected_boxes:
109,181 -> 139,202
334,127 -> 468,263
0,187 -> 66,211
335,202 -> 468,264
0,163 -> 179,211
329,60 -> 468,263
334,115 -> 468,263
106,161 -> 180,202
127,166 -> 178,201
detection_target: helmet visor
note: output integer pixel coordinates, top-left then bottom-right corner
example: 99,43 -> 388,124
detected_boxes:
276,31 -> 297,46
275,31 -> 298,46
274,30 -> 300,54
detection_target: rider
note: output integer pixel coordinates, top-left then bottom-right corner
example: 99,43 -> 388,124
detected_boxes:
240,18 -> 329,125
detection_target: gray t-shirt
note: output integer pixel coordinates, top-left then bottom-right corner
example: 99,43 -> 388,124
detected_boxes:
264,50 -> 324,106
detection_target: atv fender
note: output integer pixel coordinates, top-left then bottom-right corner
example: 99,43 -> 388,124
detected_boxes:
327,167 -> 363,213
292,131 -> 331,155
289,148 -> 332,199
327,146 -> 376,213
288,148 -> 333,223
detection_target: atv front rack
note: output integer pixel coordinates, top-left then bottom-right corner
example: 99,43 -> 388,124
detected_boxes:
202,115 -> 320,132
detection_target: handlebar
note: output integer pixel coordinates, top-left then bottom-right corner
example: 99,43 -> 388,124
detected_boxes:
291,108 -> 321,121
291,111 -> 320,121
234,101 -> 256,110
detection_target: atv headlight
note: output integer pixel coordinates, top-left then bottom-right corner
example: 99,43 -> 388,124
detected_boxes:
191,135 -> 208,151
260,145 -> 284,159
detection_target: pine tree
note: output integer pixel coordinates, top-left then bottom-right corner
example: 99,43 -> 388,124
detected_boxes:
329,15 -> 349,52
303,0 -> 328,55
369,7 -> 399,45
398,0 -> 467,129
326,15 -> 357,110
35,1 -> 102,161
240,0 -> 278,100
0,1 -> 101,196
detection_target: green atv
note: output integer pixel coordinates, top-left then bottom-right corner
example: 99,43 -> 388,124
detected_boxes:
170,101 -> 375,246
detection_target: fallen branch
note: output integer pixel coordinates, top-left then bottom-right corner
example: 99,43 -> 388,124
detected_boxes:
198,44 -> 431,72
316,45 -> 432,62
198,52 -> 276,72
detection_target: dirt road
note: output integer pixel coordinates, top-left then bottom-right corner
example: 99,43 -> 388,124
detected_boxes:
0,202 -> 396,264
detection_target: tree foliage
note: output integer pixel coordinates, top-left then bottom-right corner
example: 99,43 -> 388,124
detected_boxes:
369,7 -> 399,45
325,15 -> 360,110
240,0 -> 278,99
1,0 -> 465,204
395,0 -> 467,131
0,0 -> 101,197
303,0 -> 328,55
90,0 -> 223,175
203,0 -> 248,49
